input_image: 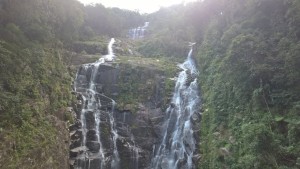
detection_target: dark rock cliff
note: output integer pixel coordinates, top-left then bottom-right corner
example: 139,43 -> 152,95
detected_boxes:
69,56 -> 180,169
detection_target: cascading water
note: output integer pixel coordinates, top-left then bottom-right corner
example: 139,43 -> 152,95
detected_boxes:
151,45 -> 200,169
128,22 -> 149,39
109,101 -> 120,168
103,38 -> 116,62
73,38 -> 121,169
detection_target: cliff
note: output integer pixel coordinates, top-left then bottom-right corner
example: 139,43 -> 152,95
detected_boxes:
69,53 -> 181,168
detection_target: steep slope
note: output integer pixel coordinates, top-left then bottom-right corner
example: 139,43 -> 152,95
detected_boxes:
197,1 -> 300,168
0,41 -> 73,169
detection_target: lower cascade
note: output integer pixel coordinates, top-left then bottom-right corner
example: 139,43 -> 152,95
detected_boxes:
151,46 -> 200,169
69,38 -> 201,169
71,38 -> 122,169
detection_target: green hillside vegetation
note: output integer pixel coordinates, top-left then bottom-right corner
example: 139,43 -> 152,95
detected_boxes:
198,1 -> 300,168
0,40 -> 72,168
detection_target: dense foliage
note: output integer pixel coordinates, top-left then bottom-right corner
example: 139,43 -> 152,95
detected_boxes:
137,4 -> 195,59
83,4 -> 143,38
0,40 -> 72,168
195,0 -> 300,168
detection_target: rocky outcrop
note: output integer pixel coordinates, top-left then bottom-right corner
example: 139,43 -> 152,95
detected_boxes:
70,58 -> 178,169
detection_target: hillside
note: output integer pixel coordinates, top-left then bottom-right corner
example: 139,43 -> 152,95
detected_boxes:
0,0 -> 299,169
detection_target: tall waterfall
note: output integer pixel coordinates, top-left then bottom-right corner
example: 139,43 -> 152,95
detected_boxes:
73,38 -> 120,169
151,46 -> 200,169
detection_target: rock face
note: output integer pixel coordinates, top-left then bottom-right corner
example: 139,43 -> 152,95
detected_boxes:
69,38 -> 201,169
70,59 -> 177,169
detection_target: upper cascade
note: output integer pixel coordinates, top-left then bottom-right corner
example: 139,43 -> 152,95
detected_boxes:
151,45 -> 201,169
100,38 -> 116,63
128,22 -> 149,39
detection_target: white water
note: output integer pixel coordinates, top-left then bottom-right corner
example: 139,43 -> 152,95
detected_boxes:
74,38 -> 120,169
110,101 -> 120,168
129,22 -> 149,39
103,38 -> 116,62
130,135 -> 139,169
151,46 -> 200,169
95,107 -> 105,168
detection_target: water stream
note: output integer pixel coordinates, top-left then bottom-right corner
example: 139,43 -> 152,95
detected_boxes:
74,38 -> 120,169
128,22 -> 149,39
151,46 -> 200,169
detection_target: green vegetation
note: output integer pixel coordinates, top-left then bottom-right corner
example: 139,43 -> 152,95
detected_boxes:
0,41 -> 72,168
137,5 -> 195,59
195,0 -> 300,168
114,56 -> 177,111
83,4 -> 143,38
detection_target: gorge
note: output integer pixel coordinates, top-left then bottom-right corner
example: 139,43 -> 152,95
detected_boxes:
1,0 -> 299,169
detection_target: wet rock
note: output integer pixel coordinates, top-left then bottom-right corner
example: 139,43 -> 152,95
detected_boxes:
177,158 -> 187,169
85,111 -> 95,129
160,157 -> 169,169
99,110 -> 109,122
86,141 -> 100,153
191,113 -> 200,123
86,130 -> 97,141
95,84 -> 103,93
70,130 -> 82,140
192,154 -> 201,163
70,139 -> 82,149
69,120 -> 81,131
74,157 -> 89,169
70,146 -> 87,156
69,159 -> 75,167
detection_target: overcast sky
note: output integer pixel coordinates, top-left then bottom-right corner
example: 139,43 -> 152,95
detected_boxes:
77,0 -> 197,13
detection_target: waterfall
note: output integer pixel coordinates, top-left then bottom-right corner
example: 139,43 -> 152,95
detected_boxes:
151,45 -> 200,169
72,38 -> 199,169
73,38 -> 120,169
129,22 -> 149,39
103,38 -> 116,62
109,101 -> 120,168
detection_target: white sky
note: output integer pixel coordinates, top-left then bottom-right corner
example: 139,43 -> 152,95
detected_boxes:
77,0 -> 197,13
